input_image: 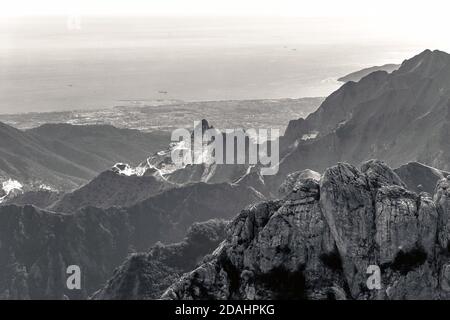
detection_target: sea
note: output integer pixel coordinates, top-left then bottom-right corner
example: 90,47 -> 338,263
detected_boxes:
0,15 -> 432,114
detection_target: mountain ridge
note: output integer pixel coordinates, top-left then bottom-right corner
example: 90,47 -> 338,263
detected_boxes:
338,63 -> 400,83
271,50 -> 450,194
0,122 -> 170,191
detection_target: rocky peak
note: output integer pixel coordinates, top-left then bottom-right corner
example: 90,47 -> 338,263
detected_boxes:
397,49 -> 450,77
361,159 -> 406,189
278,169 -> 321,205
163,160 -> 450,300
192,119 -> 213,138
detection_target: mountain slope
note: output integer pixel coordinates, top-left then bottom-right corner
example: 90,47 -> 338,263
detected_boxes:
0,122 -> 170,191
91,219 -> 228,300
27,124 -> 169,171
125,181 -> 265,244
338,64 -> 400,82
3,190 -> 63,209
273,50 -> 450,192
49,170 -> 175,213
0,179 -> 264,299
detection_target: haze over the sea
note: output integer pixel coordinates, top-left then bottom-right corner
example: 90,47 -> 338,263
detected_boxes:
0,15 -> 444,114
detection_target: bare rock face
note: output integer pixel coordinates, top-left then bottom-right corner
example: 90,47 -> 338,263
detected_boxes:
278,169 -> 321,198
375,187 -> 436,264
320,163 -> 375,297
163,178 -> 341,300
435,178 -> 450,250
362,160 -> 406,190
163,160 -> 450,300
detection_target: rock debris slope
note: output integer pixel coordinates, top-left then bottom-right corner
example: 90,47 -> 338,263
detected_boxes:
163,160 -> 450,300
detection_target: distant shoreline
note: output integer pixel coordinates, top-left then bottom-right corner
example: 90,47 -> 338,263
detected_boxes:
0,97 -> 325,117
0,97 -> 326,134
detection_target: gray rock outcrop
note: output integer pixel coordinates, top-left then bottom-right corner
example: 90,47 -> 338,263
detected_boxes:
163,160 -> 450,300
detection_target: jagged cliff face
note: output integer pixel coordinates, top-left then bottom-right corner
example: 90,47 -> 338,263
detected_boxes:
163,160 -> 450,300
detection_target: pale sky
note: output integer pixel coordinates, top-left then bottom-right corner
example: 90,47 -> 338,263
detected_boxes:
1,0 -> 449,17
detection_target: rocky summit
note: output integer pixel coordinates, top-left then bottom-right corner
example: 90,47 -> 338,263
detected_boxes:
162,160 -> 450,300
